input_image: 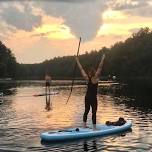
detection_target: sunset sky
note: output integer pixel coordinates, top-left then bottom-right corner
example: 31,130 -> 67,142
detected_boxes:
0,0 -> 152,63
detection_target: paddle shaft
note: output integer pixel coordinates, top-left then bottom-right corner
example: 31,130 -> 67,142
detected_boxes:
66,37 -> 81,104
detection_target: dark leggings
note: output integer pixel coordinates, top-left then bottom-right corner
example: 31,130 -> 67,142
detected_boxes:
83,97 -> 97,124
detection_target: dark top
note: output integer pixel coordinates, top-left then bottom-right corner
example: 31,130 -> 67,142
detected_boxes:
86,77 -> 98,99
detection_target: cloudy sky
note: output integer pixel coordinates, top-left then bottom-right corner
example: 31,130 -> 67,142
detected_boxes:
0,0 -> 152,63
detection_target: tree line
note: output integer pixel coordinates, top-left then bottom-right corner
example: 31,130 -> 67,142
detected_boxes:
0,41 -> 17,78
0,27 -> 152,80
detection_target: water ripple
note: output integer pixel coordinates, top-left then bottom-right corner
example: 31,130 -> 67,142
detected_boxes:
0,85 -> 152,151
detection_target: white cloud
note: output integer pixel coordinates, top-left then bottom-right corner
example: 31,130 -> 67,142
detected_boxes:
0,2 -> 42,31
108,0 -> 148,10
0,0 -> 152,41
108,0 -> 152,17
1,0 -> 152,63
33,0 -> 107,41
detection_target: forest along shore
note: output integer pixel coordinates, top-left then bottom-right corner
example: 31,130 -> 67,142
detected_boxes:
1,28 -> 152,82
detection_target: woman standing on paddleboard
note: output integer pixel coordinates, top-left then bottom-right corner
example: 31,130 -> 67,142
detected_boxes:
76,54 -> 105,130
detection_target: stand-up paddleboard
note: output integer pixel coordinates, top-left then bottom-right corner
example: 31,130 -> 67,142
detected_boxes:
33,91 -> 59,97
0,92 -> 59,99
40,120 -> 132,142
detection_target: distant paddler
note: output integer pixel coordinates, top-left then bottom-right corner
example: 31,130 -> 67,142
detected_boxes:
76,54 -> 105,130
45,73 -> 52,95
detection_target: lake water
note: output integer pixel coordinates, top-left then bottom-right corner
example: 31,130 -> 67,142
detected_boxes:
0,81 -> 152,151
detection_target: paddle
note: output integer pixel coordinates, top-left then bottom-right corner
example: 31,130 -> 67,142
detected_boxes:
66,37 -> 81,104
0,92 -> 59,99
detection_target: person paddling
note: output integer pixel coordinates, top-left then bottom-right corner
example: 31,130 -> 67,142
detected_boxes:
45,73 -> 52,95
76,54 -> 105,130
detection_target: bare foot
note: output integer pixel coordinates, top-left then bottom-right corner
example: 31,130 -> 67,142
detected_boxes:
83,125 -> 89,128
83,122 -> 89,128
93,127 -> 100,131
93,125 -> 100,131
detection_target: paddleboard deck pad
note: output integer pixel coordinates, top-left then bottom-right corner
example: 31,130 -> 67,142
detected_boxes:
40,120 -> 132,142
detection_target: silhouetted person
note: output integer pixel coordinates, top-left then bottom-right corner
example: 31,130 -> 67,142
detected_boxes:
45,74 -> 51,95
76,54 -> 105,130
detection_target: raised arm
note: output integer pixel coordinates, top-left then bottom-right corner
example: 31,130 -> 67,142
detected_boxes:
95,54 -> 105,78
76,57 -> 88,80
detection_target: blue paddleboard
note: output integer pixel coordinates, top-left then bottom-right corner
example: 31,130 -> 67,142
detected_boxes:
40,120 -> 132,142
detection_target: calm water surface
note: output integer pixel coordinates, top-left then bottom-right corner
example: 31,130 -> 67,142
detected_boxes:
0,81 -> 152,151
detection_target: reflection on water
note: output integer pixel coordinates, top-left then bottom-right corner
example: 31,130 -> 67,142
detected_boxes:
0,99 -> 3,105
83,140 -> 97,151
45,95 -> 52,111
0,81 -> 152,151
